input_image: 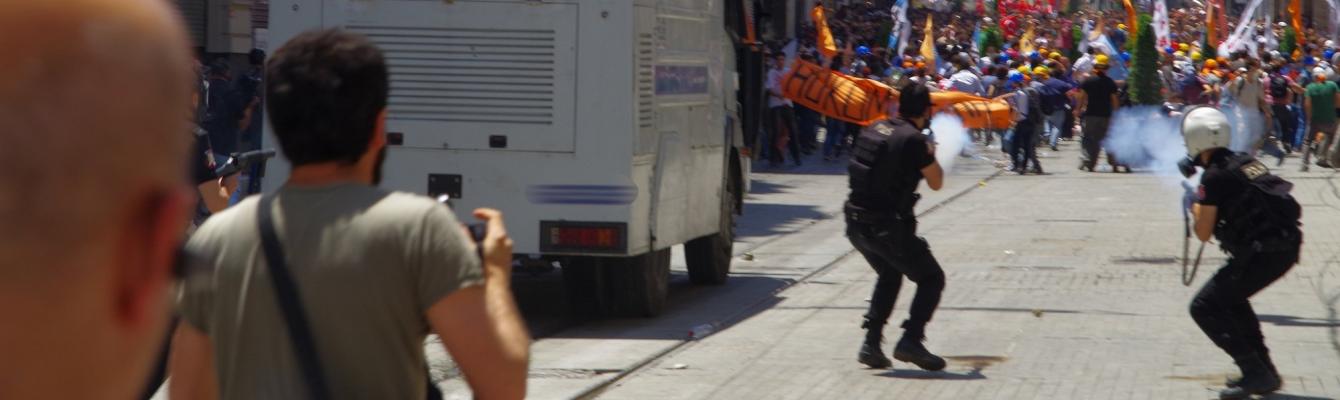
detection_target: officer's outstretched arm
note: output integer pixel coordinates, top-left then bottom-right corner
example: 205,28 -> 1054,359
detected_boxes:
1192,204 -> 1216,242
922,161 -> 944,191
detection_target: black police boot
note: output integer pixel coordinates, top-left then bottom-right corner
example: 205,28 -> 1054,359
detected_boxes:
858,320 -> 892,369
1219,353 -> 1281,399
1225,351 -> 1280,388
892,323 -> 946,371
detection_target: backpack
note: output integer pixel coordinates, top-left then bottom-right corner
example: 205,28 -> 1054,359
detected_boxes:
1021,87 -> 1045,125
1213,154 -> 1303,252
1269,74 -> 1289,99
1035,83 -> 1061,115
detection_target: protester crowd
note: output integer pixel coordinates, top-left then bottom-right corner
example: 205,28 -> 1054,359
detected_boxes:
760,1 -> 1340,173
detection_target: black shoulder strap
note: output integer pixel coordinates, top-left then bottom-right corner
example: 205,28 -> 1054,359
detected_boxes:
258,194 -> 333,400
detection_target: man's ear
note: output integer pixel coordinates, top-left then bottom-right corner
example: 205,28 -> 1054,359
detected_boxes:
114,187 -> 191,331
370,108 -> 388,150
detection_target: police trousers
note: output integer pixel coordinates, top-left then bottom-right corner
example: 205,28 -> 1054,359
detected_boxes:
1189,248 -> 1298,360
847,219 -> 946,337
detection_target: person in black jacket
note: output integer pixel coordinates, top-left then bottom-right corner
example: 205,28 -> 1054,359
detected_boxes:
1180,107 -> 1302,400
847,83 -> 948,371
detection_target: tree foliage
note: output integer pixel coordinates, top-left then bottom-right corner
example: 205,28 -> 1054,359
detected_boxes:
1127,20 -> 1163,105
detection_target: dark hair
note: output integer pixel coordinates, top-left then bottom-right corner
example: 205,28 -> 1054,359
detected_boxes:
899,81 -> 932,118
249,48 -> 267,66
266,29 -> 388,166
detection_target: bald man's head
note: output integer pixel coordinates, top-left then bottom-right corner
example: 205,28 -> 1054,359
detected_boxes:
0,0 -> 193,268
0,1 -> 194,398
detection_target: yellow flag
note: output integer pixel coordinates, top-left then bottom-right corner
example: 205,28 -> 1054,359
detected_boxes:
920,18 -> 936,69
1020,24 -> 1036,54
811,5 -> 838,60
1122,0 -> 1138,37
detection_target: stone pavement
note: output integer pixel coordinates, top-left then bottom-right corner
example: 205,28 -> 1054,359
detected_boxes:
597,141 -> 1340,400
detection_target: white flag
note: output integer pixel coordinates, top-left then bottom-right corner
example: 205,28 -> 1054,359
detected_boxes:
1153,0 -> 1172,49
1218,0 -> 1265,57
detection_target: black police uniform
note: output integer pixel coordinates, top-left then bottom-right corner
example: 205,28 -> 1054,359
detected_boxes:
845,117 -> 946,366
1189,148 -> 1302,398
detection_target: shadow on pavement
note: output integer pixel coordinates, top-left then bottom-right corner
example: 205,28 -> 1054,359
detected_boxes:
1257,314 -> 1340,328
747,179 -> 792,195
545,274 -> 790,341
875,368 -> 987,380
1263,394 -> 1337,400
735,203 -> 830,238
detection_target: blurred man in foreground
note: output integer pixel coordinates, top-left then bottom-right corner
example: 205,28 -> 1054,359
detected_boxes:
0,1 -> 195,399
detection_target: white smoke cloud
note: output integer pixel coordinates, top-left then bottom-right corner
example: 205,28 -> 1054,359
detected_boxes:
929,113 -> 974,171
1102,105 -> 1186,178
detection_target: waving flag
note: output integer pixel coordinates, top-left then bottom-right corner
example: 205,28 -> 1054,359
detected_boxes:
890,0 -> 911,57
1020,23 -> 1036,53
1218,0 -> 1265,56
1289,0 -> 1305,52
811,4 -> 838,60
1122,0 -> 1139,38
921,18 -> 937,68
1153,0 -> 1171,49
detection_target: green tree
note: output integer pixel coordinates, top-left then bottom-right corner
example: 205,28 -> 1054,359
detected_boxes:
1127,20 -> 1163,105
1126,14 -> 1152,52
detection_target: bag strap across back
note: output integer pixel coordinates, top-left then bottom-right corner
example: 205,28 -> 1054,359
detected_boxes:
257,194 -> 333,400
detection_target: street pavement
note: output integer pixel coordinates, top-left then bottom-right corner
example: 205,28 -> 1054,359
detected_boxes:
435,136 -> 1004,399
592,141 -> 1340,400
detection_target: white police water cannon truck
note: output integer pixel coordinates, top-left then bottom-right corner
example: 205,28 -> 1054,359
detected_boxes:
263,0 -> 766,317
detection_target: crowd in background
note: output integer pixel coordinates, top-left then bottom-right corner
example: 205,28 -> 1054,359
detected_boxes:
760,1 -> 1340,172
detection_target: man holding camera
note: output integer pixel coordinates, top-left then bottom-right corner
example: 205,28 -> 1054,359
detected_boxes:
169,29 -> 530,399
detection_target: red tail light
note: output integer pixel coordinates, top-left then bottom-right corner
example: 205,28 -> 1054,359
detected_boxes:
540,222 -> 626,254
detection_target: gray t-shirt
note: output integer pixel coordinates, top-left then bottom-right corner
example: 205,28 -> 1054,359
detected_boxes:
180,183 -> 483,400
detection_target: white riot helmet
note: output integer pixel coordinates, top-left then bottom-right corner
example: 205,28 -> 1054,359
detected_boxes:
1327,40 -> 1336,49
1181,106 -> 1232,158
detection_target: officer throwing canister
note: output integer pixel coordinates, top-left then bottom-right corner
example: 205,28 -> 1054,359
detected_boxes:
1179,107 -> 1304,399
848,83 -> 948,371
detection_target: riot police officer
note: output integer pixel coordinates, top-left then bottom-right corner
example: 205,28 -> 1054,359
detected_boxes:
847,82 -> 947,371
1180,107 -> 1303,399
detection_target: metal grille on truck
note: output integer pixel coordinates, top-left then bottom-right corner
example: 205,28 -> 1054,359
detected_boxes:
349,25 -> 557,125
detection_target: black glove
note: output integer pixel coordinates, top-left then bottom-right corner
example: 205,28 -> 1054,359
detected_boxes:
1177,157 -> 1197,178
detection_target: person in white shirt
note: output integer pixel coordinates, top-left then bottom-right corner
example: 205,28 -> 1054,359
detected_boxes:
766,53 -> 802,166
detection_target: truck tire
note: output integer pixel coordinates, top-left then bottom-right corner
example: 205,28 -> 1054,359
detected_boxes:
685,164 -> 737,285
562,250 -> 670,318
561,258 -> 606,319
603,248 -> 670,317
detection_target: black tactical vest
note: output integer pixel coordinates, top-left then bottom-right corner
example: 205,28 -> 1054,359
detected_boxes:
1210,153 -> 1303,252
844,119 -> 924,221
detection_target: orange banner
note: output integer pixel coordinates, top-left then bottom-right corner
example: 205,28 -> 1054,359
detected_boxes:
781,60 -> 896,126
811,5 -> 838,60
781,60 -> 1014,128
948,100 -> 1015,130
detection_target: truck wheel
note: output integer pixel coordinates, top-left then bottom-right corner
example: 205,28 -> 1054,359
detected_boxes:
685,166 -> 736,285
561,258 -> 606,319
603,249 -> 670,317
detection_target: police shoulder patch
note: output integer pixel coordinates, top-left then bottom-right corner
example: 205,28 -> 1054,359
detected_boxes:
1239,160 -> 1269,180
